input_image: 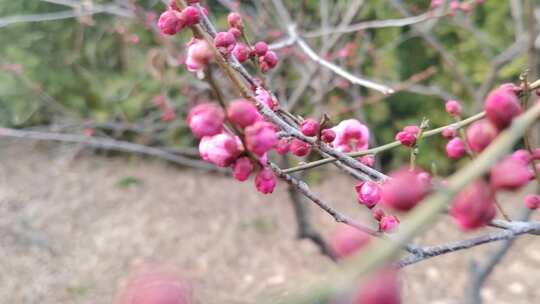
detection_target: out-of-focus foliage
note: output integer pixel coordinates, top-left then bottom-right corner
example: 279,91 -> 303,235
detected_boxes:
0,0 -> 523,173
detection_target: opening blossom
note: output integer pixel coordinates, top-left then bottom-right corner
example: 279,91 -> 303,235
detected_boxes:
331,119 -> 370,152
245,121 -> 278,156
185,38 -> 213,73
199,133 -> 242,167
395,125 -> 420,147
158,10 -> 184,35
187,103 -> 224,138
355,181 -> 381,209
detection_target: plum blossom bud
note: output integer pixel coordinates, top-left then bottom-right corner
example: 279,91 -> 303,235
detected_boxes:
395,131 -> 416,147
331,119 -> 370,152
442,127 -> 457,139
372,208 -> 385,222
466,119 -> 498,153
330,224 -> 370,259
511,149 -> 531,164
379,215 -> 400,233
255,167 -> 276,194
355,181 -> 381,209
115,264 -> 192,304
245,121 -> 278,156
290,139 -> 311,157
484,84 -> 522,130
214,31 -> 236,55
352,268 -> 401,304
381,168 -> 431,211
158,10 -> 184,35
524,194 -> 540,210
187,103 -> 224,138
259,51 -> 278,72
232,43 -> 250,62
450,180 -> 496,230
185,38 -> 213,72
446,137 -> 466,159
227,12 -> 243,30
450,0 -> 460,14
254,41 -> 269,56
181,6 -> 200,27
232,157 -> 254,182
275,138 -> 290,155
228,27 -> 241,39
360,155 -> 375,167
227,99 -> 260,128
490,157 -> 533,191
199,133 -> 242,167
300,118 -> 320,136
445,100 -> 462,116
321,128 -> 336,143
255,88 -> 277,110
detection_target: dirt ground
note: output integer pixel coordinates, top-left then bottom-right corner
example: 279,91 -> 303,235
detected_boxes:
1,139 -> 539,304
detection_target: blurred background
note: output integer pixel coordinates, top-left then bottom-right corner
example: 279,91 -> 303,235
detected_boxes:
1,0 -> 539,303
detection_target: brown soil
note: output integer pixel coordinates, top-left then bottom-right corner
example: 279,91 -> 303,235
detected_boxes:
1,139 -> 539,303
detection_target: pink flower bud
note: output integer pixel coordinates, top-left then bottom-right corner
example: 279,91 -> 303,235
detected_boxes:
446,137 -> 466,159
352,268 -> 401,304
490,157 -> 533,191
524,194 -> 540,210
321,128 -> 336,143
232,43 -> 250,62
227,99 -> 260,128
484,84 -> 522,130
185,38 -> 213,72
379,215 -> 400,233
245,121 -> 278,156
450,180 -> 496,230
115,265 -> 192,304
275,138 -> 290,155
214,31 -> 236,55
445,100 -> 462,116
450,0 -> 460,14
381,168 -> 431,211
158,10 -> 184,35
466,119 -> 498,153
255,167 -> 276,194
330,224 -> 370,259
355,181 -> 381,209
300,118 -> 320,136
232,157 -> 253,182
254,41 -> 269,56
199,133 -> 242,167
228,27 -> 241,39
359,155 -> 375,167
259,51 -> 278,72
290,139 -> 311,157
395,131 -> 416,147
331,119 -> 370,152
442,127 -> 457,139
187,103 -> 224,138
227,12 -> 243,30
181,6 -> 200,27
372,208 -> 385,221
430,0 -> 443,8
511,149 -> 531,164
